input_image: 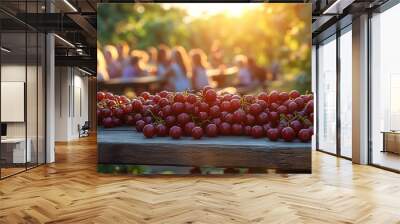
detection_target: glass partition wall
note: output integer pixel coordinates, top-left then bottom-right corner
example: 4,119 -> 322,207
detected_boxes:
0,3 -> 46,179
317,35 -> 337,155
315,25 -> 353,159
0,30 -> 27,177
315,1 -> 400,171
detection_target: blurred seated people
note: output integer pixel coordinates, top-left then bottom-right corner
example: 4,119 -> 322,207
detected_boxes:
131,50 -> 149,70
234,54 -> 253,87
156,44 -> 171,79
167,46 -> 191,91
104,45 -> 122,79
116,42 -> 130,67
247,57 -> 266,84
190,49 -> 210,90
122,56 -> 144,79
97,48 -> 109,81
147,46 -> 158,75
122,50 -> 149,79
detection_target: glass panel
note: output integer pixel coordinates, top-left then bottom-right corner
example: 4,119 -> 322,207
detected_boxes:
0,1 -> 46,178
371,4 -> 400,171
339,29 -> 352,158
317,37 -> 337,154
1,29 -> 27,177
26,0 -> 39,169
38,32 -> 45,165
27,30 -> 38,169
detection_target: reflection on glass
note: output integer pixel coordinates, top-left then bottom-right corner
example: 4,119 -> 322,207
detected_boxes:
1,31 -> 27,177
340,29 -> 352,158
317,37 -> 337,154
38,33 -> 46,165
0,1 -> 47,179
27,31 -> 38,169
371,4 -> 400,171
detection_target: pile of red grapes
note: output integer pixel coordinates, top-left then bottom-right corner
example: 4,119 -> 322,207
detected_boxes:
97,87 -> 314,142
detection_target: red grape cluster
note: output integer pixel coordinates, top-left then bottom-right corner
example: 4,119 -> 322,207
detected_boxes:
97,87 -> 314,142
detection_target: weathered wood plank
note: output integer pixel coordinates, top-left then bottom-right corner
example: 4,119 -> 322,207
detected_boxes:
98,127 -> 311,172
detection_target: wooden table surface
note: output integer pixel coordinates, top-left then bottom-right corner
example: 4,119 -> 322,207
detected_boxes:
99,75 -> 164,85
98,127 -> 309,149
98,127 -> 311,172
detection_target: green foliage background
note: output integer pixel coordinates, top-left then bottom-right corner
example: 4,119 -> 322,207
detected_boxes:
98,3 -> 311,93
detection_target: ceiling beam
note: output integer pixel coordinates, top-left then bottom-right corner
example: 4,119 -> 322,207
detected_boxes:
312,15 -> 336,33
55,55 -> 96,69
67,13 -> 97,39
322,0 -> 356,14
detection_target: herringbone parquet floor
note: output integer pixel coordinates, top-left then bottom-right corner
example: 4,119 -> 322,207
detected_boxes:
1,135 -> 400,224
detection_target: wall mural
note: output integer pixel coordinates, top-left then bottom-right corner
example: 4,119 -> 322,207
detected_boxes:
96,3 -> 313,175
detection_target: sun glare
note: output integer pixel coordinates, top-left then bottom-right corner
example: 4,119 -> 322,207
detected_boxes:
161,3 -> 262,18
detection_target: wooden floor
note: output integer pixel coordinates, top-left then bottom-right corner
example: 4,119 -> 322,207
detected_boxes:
1,167 -> 26,178
372,150 -> 400,171
1,135 -> 400,223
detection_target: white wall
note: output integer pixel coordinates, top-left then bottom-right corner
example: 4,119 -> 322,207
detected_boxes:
1,65 -> 35,138
1,64 -> 46,164
55,67 -> 69,141
1,65 -> 26,140
72,73 -> 89,138
54,67 -> 89,141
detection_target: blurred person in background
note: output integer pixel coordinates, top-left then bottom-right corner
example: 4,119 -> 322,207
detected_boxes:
122,50 -> 149,79
190,49 -> 210,90
168,46 -> 191,91
97,48 -> 109,81
234,54 -> 252,87
116,42 -> 130,67
104,45 -> 122,79
156,44 -> 171,79
122,55 -> 144,79
248,57 -> 266,85
131,50 -> 149,70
